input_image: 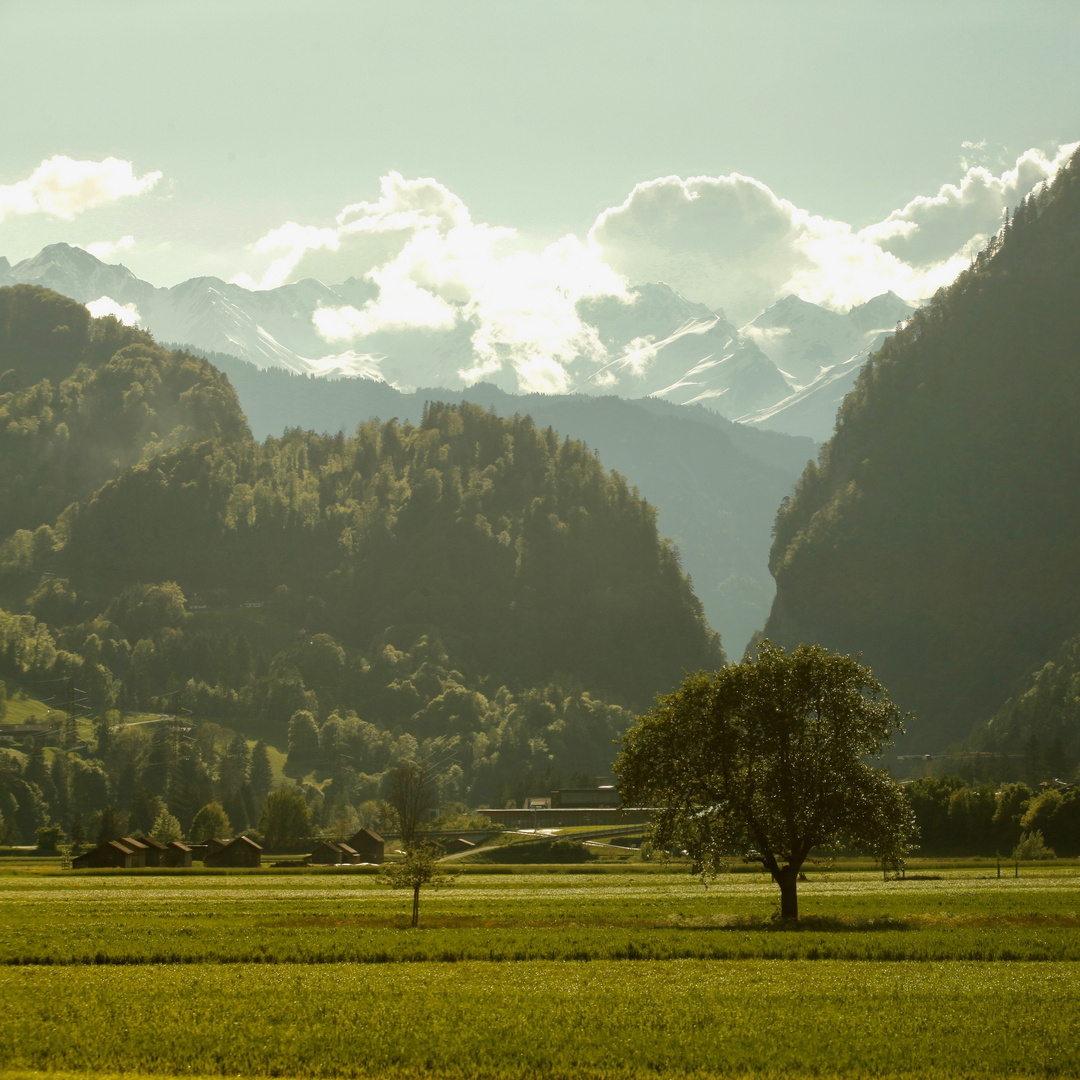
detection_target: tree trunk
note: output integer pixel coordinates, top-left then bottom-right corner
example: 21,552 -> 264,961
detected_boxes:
774,866 -> 799,920
412,884 -> 420,927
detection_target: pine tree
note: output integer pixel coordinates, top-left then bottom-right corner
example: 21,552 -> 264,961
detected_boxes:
250,741 -> 273,801
95,804 -> 126,844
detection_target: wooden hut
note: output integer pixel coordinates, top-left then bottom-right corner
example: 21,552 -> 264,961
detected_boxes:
444,837 -> 476,854
347,827 -> 384,864
307,840 -> 361,865
164,840 -> 193,867
136,836 -> 168,867
204,835 -> 262,868
71,837 -> 148,869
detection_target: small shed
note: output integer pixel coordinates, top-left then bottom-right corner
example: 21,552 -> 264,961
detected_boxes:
136,836 -> 168,867
308,840 -> 362,865
205,835 -> 262,868
444,837 -> 476,854
164,840 -> 193,867
71,837 -> 148,869
347,827 -> 385,864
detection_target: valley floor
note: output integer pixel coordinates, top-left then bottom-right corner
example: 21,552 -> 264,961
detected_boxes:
1,865 -> 1078,1078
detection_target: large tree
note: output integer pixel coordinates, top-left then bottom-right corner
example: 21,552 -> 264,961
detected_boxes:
614,641 -> 915,919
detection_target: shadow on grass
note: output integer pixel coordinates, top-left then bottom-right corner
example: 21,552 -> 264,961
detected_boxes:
263,913 -> 916,932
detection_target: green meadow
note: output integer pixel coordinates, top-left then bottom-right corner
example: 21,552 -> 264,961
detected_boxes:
2,865 -> 1080,1078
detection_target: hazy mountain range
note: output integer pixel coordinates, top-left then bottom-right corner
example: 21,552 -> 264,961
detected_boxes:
0,244 -> 913,443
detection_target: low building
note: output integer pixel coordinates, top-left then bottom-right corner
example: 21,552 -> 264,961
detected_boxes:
477,807 -> 653,828
444,837 -> 476,854
136,836 -> 168,867
164,840 -> 193,867
347,827 -> 385,863
71,837 -> 149,869
307,840 -> 362,865
550,786 -> 621,809
204,835 -> 262,868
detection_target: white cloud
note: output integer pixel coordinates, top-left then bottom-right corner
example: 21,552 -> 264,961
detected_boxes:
85,296 -> 141,326
860,143 -> 1078,268
84,235 -> 135,260
238,173 -> 477,291
238,142 -> 1077,388
314,279 -> 458,341
0,157 -> 161,223
247,172 -> 629,393
589,172 -> 819,322
589,142 -> 1079,320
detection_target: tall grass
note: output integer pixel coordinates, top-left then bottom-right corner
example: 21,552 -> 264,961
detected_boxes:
2,960 -> 1078,1078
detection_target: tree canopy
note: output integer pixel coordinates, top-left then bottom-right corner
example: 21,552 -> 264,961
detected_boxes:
0,284 -> 727,843
766,147 -> 1080,746
614,641 -> 915,918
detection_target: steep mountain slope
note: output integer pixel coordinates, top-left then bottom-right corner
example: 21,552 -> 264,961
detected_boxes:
973,628 -> 1080,779
765,148 -> 1080,748
164,348 -> 815,653
0,296 -> 730,820
0,286 -> 248,540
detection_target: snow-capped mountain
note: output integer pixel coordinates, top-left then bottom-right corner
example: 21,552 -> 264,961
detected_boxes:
1,244 -> 913,441
571,283 -> 793,417
735,291 -> 914,439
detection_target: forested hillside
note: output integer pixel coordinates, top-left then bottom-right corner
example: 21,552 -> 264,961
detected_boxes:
177,348 -> 815,654
0,287 -> 722,842
766,147 -> 1080,751
972,629 -> 1080,779
0,287 -> 247,536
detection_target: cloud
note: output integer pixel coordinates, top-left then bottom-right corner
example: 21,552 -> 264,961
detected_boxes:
589,142 -> 1079,320
313,278 -> 458,341
247,172 -> 629,393
860,143 -> 1078,268
589,173 -> 819,322
0,157 -> 161,223
239,142 -> 1077,389
85,296 -> 141,326
84,235 -> 135,261
237,172 -> 477,291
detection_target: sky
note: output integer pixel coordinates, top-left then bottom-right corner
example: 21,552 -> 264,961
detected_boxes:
2,0 -> 1079,337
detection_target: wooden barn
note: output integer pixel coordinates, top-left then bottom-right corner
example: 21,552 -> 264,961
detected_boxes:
136,836 -> 168,866
164,840 -> 193,867
204,835 -> 262,868
443,837 -> 476,854
307,840 -> 362,865
71,837 -> 149,869
347,827 -> 384,863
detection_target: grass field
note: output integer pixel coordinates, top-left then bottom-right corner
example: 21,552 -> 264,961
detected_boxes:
2,866 -> 1079,1078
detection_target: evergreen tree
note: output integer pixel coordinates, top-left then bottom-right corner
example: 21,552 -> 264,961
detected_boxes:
250,741 -> 273,801
95,804 -> 126,844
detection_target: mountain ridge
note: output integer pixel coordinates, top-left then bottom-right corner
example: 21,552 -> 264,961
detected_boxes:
1,244 -> 912,442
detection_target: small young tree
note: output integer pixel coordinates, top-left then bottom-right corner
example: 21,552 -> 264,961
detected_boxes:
190,801 -> 232,843
1013,830 -> 1055,861
615,641 -> 916,920
150,809 -> 183,844
69,811 -> 86,853
35,824 -> 65,853
385,761 -> 438,850
383,843 -> 453,927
